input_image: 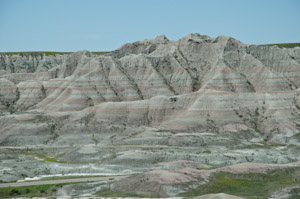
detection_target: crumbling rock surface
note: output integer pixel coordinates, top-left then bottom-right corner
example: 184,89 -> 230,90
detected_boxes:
1,34 -> 300,197
1,33 -> 299,143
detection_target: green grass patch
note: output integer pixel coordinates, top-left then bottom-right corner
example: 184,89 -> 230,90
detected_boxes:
28,175 -> 116,182
0,51 -> 110,57
0,183 -> 74,198
181,167 -> 300,198
0,51 -> 73,57
23,152 -> 67,163
259,43 -> 300,48
23,152 -> 102,164
43,52 -> 73,56
196,167 -> 216,170
91,51 -> 110,55
96,188 -> 157,197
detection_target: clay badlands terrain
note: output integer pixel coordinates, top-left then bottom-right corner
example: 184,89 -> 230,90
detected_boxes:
0,34 -> 300,198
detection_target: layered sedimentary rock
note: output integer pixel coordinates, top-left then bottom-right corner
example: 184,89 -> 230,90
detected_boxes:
1,34 -> 300,144
1,34 -> 300,198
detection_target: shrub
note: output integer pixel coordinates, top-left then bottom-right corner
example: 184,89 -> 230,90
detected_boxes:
9,189 -> 20,195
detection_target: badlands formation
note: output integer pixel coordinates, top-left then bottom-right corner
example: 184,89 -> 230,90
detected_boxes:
0,33 -> 300,198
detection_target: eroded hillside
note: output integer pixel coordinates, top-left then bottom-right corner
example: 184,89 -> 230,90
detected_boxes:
0,34 -> 300,198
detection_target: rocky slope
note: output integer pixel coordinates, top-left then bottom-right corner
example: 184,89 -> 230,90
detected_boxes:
0,33 -> 300,198
1,34 -> 300,144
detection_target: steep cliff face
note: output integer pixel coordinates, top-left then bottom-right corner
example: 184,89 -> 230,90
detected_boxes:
0,33 -> 300,147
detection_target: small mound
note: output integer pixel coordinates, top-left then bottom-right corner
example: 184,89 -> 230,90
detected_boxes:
146,170 -> 196,184
194,193 -> 245,199
112,170 -> 196,197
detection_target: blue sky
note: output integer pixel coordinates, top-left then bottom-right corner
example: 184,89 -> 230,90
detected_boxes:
0,0 -> 299,52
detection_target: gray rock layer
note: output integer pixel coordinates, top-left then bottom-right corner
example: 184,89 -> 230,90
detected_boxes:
1,33 -> 300,145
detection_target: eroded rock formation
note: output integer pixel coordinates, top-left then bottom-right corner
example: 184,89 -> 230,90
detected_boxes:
1,34 -> 300,198
1,34 -> 300,144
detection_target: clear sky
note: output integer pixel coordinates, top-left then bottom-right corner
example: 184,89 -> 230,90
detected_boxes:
0,0 -> 299,52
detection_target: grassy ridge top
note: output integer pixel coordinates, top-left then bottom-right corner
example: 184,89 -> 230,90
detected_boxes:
1,42 -> 300,56
0,51 -> 109,56
259,43 -> 300,48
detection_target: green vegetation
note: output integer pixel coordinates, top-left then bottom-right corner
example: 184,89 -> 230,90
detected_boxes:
0,51 -> 109,56
259,43 -> 300,48
29,175 -> 115,182
96,188 -> 157,197
43,52 -> 72,56
181,167 -> 300,198
196,167 -> 216,170
289,187 -> 300,199
0,183 -> 74,198
92,51 -> 110,55
0,51 -> 72,57
23,152 -> 67,163
23,152 -> 101,164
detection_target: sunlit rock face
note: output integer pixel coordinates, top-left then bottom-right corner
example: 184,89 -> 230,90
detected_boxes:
1,35 -> 300,198
2,34 -> 300,141
0,33 -> 300,151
